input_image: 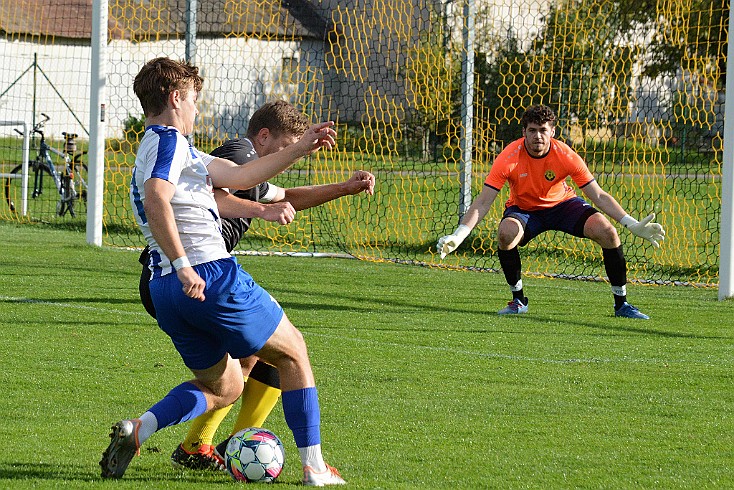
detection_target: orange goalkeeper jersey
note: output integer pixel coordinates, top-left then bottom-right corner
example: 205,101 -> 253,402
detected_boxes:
484,137 -> 594,211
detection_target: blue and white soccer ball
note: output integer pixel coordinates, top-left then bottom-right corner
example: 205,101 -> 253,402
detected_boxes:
224,427 -> 285,483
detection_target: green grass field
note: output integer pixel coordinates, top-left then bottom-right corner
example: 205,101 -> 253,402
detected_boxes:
0,222 -> 732,489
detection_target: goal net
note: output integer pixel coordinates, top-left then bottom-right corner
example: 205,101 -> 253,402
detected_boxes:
0,0 -> 726,287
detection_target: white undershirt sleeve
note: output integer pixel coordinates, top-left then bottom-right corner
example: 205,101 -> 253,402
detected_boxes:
259,183 -> 282,203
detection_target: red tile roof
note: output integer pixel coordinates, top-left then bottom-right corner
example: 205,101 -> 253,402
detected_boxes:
0,0 -> 330,41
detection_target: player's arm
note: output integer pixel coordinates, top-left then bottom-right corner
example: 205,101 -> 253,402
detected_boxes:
461,185 -> 500,229
580,180 -> 627,221
213,188 -> 295,225
279,170 -> 375,210
207,121 -> 336,190
582,180 -> 665,247
143,178 -> 205,300
437,185 -> 500,258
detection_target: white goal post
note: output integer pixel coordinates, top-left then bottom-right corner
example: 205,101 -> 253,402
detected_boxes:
86,0 -> 107,247
718,10 -> 734,300
0,120 -> 30,216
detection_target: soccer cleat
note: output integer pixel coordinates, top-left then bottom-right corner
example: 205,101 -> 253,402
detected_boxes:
100,419 -> 141,479
213,436 -> 232,465
171,443 -> 226,471
615,302 -> 650,320
302,464 -> 346,486
497,298 -> 528,315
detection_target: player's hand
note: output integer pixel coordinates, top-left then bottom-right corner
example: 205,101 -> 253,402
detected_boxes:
436,225 -> 472,259
621,213 -> 666,248
297,121 -> 337,156
259,202 -> 296,225
437,235 -> 461,259
344,170 -> 376,196
177,267 -> 206,301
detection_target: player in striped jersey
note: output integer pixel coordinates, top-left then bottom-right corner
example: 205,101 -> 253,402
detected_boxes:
101,57 -> 347,486
135,101 -> 374,472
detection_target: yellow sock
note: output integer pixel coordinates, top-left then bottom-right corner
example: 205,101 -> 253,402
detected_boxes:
181,403 -> 234,452
231,378 -> 282,434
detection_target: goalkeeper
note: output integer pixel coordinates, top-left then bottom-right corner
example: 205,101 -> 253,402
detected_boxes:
138,100 -> 375,470
437,104 -> 664,319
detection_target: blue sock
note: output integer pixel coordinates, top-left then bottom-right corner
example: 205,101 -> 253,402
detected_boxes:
282,387 -> 321,448
147,381 -> 208,430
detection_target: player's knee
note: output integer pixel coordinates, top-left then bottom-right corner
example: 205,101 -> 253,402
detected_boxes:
282,330 -> 309,364
497,224 -> 522,249
279,332 -> 311,368
210,361 -> 246,405
217,373 -> 244,407
256,318 -> 310,370
587,220 -> 619,247
288,324 -> 306,347
220,391 -> 241,408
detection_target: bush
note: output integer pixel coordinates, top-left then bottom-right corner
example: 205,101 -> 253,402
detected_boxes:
123,114 -> 146,143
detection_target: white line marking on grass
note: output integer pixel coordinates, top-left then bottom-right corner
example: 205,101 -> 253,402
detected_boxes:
0,296 -> 149,317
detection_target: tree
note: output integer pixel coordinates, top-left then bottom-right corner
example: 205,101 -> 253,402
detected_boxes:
473,28 -> 539,145
473,0 -> 639,144
630,0 -> 728,89
528,0 -> 639,135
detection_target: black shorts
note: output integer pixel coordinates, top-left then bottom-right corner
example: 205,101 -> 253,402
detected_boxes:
138,247 -> 157,319
503,197 -> 599,246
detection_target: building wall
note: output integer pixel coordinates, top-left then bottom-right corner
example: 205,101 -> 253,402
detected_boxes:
0,37 -> 303,141
0,38 -> 91,139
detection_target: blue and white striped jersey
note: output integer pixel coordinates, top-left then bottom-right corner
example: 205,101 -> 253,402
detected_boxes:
130,125 -> 230,277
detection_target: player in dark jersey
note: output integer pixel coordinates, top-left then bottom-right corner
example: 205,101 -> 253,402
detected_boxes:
138,100 -> 375,471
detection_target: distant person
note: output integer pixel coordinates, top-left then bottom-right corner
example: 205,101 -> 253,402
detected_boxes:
100,57 -> 346,486
438,104 -> 664,319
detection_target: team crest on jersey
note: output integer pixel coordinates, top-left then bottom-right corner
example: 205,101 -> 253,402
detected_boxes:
544,170 -> 556,182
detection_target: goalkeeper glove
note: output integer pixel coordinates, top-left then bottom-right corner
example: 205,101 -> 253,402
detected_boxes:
620,213 -> 665,248
437,224 -> 472,258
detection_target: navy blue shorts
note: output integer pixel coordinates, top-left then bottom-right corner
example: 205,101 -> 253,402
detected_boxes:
150,257 -> 283,370
503,197 -> 598,247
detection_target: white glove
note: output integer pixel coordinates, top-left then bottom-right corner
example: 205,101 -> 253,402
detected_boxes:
437,224 -> 472,258
620,213 -> 666,248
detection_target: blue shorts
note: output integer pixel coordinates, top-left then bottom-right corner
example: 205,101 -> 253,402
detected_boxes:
503,197 -> 598,247
150,257 -> 283,370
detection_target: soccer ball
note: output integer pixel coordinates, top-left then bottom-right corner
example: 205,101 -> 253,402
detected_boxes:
224,427 -> 285,483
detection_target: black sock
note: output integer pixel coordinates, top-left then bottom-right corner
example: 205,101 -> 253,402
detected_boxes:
249,360 -> 281,389
613,295 -> 626,309
603,246 -> 627,309
498,248 -> 525,302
